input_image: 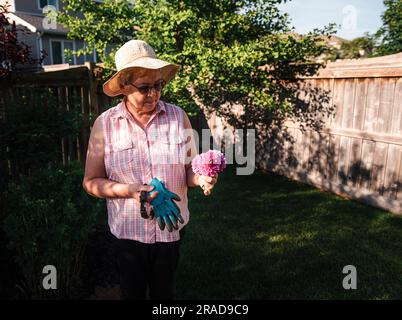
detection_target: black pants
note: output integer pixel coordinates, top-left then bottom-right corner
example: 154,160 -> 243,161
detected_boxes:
114,229 -> 184,300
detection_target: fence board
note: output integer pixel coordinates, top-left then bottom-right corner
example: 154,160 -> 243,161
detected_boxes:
308,131 -> 321,177
319,133 -> 330,181
352,78 -> 367,130
70,86 -> 79,162
294,129 -> 303,173
328,134 -> 340,182
370,142 -> 388,195
383,145 -> 402,200
322,78 -> 334,127
397,155 -> 402,201
319,79 -> 332,129
376,78 -> 395,133
349,138 -> 363,189
342,79 -> 355,129
359,140 -> 376,190
332,79 -> 345,128
363,78 -> 381,132
301,130 -> 311,175
391,78 -> 402,136
286,127 -> 297,170
57,86 -> 69,165
80,86 -> 90,164
337,135 -> 350,186
283,129 -> 291,170
279,133 -> 287,173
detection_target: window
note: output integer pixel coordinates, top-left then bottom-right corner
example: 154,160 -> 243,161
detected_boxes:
84,44 -> 97,63
50,40 -> 76,65
38,0 -> 58,10
63,41 -> 75,64
51,40 -> 62,64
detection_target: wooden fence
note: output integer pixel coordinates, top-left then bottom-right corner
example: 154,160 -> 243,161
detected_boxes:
258,53 -> 402,214
0,62 -> 114,177
1,54 -> 401,214
0,62 -> 205,179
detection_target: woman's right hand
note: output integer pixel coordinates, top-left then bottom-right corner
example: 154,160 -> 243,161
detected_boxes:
129,183 -> 159,204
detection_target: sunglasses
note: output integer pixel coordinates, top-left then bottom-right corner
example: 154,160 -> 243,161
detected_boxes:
130,79 -> 166,95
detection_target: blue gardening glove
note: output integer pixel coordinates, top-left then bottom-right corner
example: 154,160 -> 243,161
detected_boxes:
149,178 -> 184,232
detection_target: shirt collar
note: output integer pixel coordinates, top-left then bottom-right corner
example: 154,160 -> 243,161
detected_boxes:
111,99 -> 166,119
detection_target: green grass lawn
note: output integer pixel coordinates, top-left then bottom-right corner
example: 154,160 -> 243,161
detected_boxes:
176,166 -> 402,300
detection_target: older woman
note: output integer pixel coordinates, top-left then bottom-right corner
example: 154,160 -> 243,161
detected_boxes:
82,39 -> 218,300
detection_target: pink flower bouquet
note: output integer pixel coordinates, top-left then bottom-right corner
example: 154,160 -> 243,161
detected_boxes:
191,150 -> 226,177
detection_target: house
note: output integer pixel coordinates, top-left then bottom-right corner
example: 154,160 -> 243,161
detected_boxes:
324,35 -> 348,50
311,35 -> 349,62
2,0 -> 98,69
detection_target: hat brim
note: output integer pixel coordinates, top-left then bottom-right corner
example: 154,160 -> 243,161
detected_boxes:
103,57 -> 180,97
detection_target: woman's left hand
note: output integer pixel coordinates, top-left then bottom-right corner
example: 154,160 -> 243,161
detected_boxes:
198,175 -> 218,196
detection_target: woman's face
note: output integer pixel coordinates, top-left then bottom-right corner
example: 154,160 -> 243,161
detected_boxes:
123,69 -> 163,113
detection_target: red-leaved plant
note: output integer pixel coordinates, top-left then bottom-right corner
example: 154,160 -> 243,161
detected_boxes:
0,1 -> 44,79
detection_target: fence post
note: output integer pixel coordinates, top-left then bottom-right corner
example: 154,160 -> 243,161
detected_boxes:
85,62 -> 99,115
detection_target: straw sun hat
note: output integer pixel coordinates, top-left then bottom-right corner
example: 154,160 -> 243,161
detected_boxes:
103,40 -> 180,97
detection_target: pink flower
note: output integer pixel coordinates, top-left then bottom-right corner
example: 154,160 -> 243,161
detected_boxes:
191,150 -> 226,177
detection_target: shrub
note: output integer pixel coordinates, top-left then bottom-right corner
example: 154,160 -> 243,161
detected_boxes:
2,161 -> 105,299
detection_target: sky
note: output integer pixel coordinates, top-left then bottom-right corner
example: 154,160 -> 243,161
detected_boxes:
277,0 -> 387,40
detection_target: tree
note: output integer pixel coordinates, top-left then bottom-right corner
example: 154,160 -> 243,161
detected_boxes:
57,0 -> 335,127
339,33 -> 376,59
375,0 -> 402,56
0,1 -> 35,78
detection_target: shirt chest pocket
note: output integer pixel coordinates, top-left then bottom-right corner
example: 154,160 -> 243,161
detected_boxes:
154,136 -> 185,165
108,140 -> 138,176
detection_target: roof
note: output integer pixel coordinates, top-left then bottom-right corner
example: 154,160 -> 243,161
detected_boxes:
6,12 -> 69,35
324,35 -> 349,44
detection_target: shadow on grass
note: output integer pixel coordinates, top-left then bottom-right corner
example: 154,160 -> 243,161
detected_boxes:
176,166 -> 402,299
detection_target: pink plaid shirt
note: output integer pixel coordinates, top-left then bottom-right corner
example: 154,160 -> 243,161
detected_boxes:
101,100 -> 189,243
